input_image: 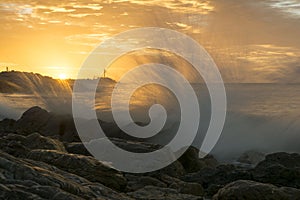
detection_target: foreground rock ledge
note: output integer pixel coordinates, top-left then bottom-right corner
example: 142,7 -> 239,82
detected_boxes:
0,151 -> 132,200
26,149 -> 127,191
213,180 -> 300,200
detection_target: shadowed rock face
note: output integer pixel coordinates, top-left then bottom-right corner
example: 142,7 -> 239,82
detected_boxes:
213,180 -> 300,200
4,106 -> 147,143
178,146 -> 218,173
14,106 -> 79,142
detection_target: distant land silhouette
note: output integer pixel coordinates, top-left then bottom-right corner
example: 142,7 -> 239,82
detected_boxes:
0,71 -> 115,94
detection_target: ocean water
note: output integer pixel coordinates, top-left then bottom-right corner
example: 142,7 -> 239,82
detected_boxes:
1,83 -> 300,160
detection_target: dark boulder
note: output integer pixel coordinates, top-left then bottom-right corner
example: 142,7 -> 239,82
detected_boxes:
183,164 -> 252,196
14,106 -> 51,135
183,164 -> 252,188
252,152 -> 300,188
178,146 -> 218,173
256,152 -> 300,168
14,106 -> 79,142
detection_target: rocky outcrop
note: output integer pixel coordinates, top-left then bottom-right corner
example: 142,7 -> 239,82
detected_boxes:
0,71 -> 71,94
0,132 -> 66,157
7,106 -> 141,143
178,146 -> 218,173
213,180 -> 300,200
25,132 -> 66,152
26,149 -> 127,191
12,106 -> 79,142
252,152 -> 300,188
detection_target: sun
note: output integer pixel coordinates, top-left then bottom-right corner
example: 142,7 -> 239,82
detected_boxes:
58,73 -> 67,80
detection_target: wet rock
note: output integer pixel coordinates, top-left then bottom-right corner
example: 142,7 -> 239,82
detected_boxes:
127,186 -> 203,200
178,146 -> 218,173
213,180 -> 300,200
65,142 -> 91,156
27,149 -> 127,191
237,150 -> 265,165
252,152 -> 300,188
0,150 -> 132,200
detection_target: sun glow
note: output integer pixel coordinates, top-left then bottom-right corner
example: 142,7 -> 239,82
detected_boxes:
58,73 -> 67,80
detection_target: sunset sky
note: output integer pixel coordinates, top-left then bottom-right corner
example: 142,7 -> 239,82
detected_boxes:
0,0 -> 300,82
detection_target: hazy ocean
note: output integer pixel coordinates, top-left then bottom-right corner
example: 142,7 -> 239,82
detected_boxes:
1,83 -> 300,160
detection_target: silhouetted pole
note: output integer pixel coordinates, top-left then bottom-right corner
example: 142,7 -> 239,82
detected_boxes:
103,69 -> 106,78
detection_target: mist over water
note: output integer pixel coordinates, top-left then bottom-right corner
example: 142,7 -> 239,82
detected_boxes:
207,84 -> 300,161
1,83 -> 300,161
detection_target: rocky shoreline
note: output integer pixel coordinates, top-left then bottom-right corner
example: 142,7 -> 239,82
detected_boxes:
1,107 -> 300,199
